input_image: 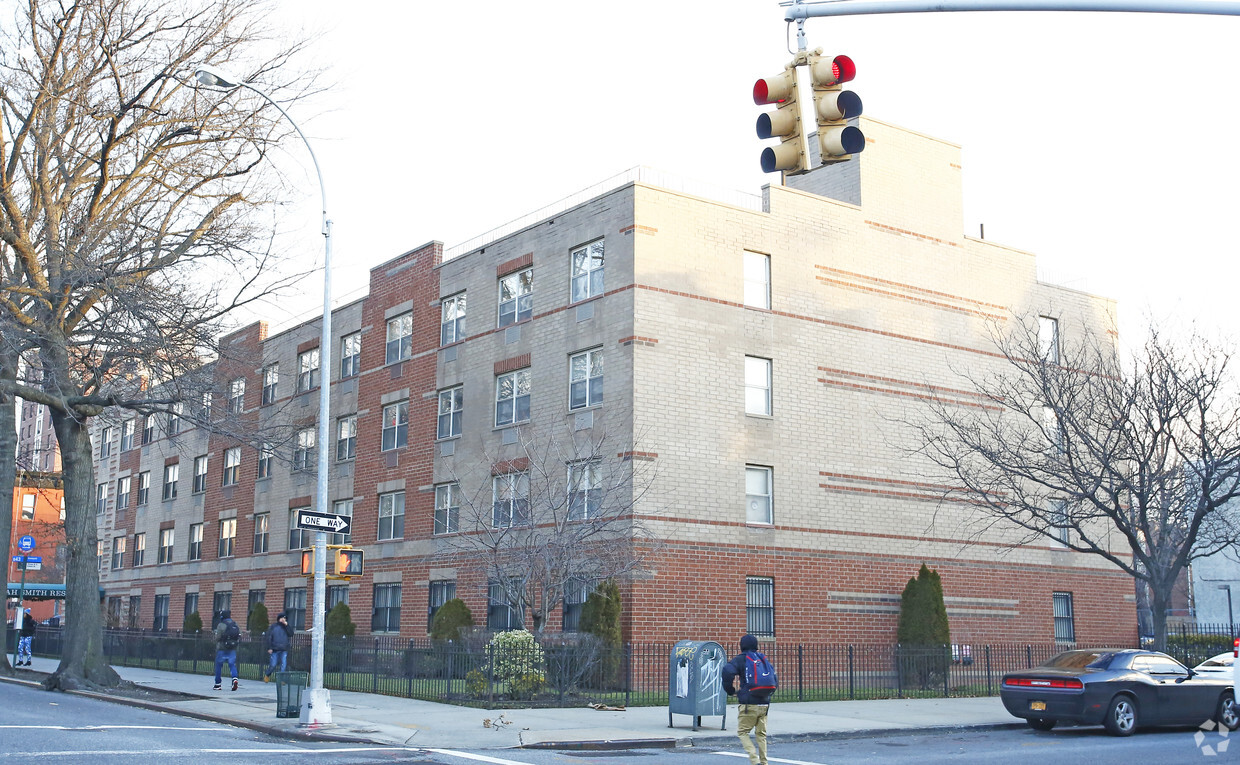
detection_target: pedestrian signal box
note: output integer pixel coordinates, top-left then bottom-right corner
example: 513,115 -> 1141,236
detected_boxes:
300,548 -> 314,577
334,548 -> 364,578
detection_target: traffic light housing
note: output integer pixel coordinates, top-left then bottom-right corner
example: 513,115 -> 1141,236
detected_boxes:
333,548 -> 364,578
807,52 -> 864,164
754,64 -> 809,175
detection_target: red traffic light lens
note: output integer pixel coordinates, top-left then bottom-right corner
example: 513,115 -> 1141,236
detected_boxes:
753,79 -> 778,105
832,55 -> 856,85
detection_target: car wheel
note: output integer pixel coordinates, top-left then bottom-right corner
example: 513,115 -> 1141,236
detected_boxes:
1103,695 -> 1138,736
1027,717 -> 1057,731
1217,692 -> 1238,731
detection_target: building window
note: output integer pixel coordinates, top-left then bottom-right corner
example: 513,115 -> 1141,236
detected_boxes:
1039,315 -> 1060,364
163,463 -> 179,500
495,369 -> 531,427
434,483 -> 460,535
487,581 -> 522,631
441,292 -> 466,345
437,387 -> 463,440
428,580 -> 456,628
378,491 -> 405,541
386,312 -> 413,364
746,576 -> 775,637
111,536 -> 126,569
167,403 -> 183,436
562,578 -> 593,633
153,594 -> 170,632
20,494 -> 35,520
262,364 -> 279,406
382,401 -> 408,451
1053,592 -> 1075,643
568,461 -> 602,521
289,508 -> 311,550
120,419 -> 135,451
498,268 -> 532,327
210,593 -> 231,630
184,592 -> 200,626
569,349 -> 604,410
218,518 -> 236,558
143,415 -> 155,445
298,348 -> 320,392
97,541 -> 105,571
293,428 -> 316,471
192,455 -> 208,494
330,499 -> 353,545
340,332 -> 361,378
1050,500 -> 1070,546
223,447 -> 241,486
257,442 -> 273,479
247,589 -> 266,628
128,596 -> 141,629
188,523 -> 203,561
336,415 -> 357,461
746,466 -> 773,524
132,533 -> 146,567
116,476 -> 131,509
492,472 -> 530,528
743,251 -> 771,309
228,377 -> 246,413
158,528 -> 174,564
99,426 -> 113,458
745,356 -> 772,416
137,471 -> 150,506
570,240 -> 605,302
372,583 -> 402,632
327,584 -> 349,611
95,482 -> 107,514
284,588 -> 307,631
253,512 -> 269,554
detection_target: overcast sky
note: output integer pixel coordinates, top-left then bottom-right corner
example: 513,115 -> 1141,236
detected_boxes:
256,0 -> 1240,348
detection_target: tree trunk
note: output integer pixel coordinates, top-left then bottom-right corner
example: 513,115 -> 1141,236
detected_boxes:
0,344 -> 16,675
44,409 -> 121,690
1149,586 -> 1169,654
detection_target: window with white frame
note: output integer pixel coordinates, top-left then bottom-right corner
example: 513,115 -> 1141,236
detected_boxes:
111,536 -> 126,569
1042,404 -> 1065,454
294,428 -> 315,471
745,356 -> 772,416
487,581 -> 523,631
257,442 -> 273,479
570,240 -> 605,302
223,447 -> 241,486
434,483 -> 459,535
289,508 -> 310,549
495,369 -> 531,427
99,426 -> 113,458
330,499 -> 353,545
569,349 -> 603,410
200,390 -> 212,422
228,377 -> 246,413
137,471 -> 150,505
153,594 -> 170,631
188,523 -> 203,561
745,465 -> 773,524
437,386 -> 462,439
192,455 -> 208,494
498,269 -> 532,327
1038,315 -> 1060,364
95,482 -> 108,513
382,401 -> 408,451
336,415 -> 357,460
743,251 -> 771,309
218,518 -> 236,558
20,494 -> 35,520
132,533 -> 146,566
143,415 -> 155,445
372,583 -> 402,632
1053,592 -> 1075,642
253,512 -> 269,554
492,472 -> 530,528
120,419 -> 134,451
568,461 -> 601,521
298,348 -> 320,392
262,364 -> 279,406
116,476 -> 131,509
97,541 -> 105,571
386,312 -> 413,363
378,491 -> 405,541
167,403 -> 183,435
441,293 -> 466,345
746,576 -> 775,637
158,528 -> 174,564
1050,500 -> 1070,546
340,332 -> 361,378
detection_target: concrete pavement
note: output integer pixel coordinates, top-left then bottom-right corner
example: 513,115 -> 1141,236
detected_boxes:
2,656 -> 1020,749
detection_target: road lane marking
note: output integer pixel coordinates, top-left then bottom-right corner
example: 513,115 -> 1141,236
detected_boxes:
0,747 -> 421,757
714,751 -> 834,765
425,750 -> 536,765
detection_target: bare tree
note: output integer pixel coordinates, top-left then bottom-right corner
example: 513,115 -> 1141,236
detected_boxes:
912,317 -> 1240,650
0,0 -> 315,689
443,425 -> 661,634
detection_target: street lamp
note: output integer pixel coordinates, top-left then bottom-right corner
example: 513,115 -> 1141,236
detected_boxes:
194,64 -> 334,726
1220,585 -> 1235,639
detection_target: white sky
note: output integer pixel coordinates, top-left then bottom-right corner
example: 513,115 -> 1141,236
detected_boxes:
256,0 -> 1240,347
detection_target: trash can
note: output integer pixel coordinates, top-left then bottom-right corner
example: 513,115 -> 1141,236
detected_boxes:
668,640 -> 727,730
274,671 -> 308,718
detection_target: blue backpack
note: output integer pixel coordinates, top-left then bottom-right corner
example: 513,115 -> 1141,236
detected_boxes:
743,651 -> 778,697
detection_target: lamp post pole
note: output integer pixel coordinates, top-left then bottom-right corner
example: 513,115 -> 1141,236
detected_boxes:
1220,585 -> 1235,639
194,65 -> 333,726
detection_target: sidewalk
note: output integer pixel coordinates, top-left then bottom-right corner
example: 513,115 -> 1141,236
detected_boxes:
3,656 -> 1019,750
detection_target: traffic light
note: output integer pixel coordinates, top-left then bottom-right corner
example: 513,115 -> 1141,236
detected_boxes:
807,52 -> 865,164
333,548 -> 364,578
300,548 -> 314,577
753,64 -> 809,175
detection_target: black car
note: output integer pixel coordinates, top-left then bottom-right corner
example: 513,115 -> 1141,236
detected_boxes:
1000,648 -> 1237,736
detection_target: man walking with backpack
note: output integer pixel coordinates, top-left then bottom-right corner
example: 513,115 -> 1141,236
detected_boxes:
721,634 -> 777,765
213,609 -> 241,691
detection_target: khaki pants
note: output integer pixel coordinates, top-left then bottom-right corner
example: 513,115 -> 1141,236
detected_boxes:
736,703 -> 769,765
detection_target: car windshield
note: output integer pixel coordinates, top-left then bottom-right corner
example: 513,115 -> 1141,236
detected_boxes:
1042,651 -> 1115,670
1200,657 -> 1232,668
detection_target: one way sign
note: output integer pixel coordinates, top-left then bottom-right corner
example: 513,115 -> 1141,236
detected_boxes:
296,509 -> 352,535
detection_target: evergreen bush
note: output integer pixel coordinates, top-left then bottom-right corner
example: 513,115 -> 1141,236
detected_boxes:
325,602 -> 356,638
430,598 -> 474,643
580,580 -> 622,687
183,610 -> 203,634
248,602 -> 269,635
896,563 -> 950,690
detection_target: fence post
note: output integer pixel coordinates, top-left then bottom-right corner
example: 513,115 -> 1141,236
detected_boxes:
848,645 -> 854,700
797,645 -> 804,702
985,645 -> 992,696
488,642 -> 496,707
624,643 -> 633,708
372,637 -> 379,693
895,643 -> 903,699
944,644 -> 950,698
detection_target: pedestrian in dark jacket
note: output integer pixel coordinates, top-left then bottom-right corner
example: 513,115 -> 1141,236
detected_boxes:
264,612 -> 293,681
212,610 -> 241,691
720,634 -> 771,765
16,608 -> 36,666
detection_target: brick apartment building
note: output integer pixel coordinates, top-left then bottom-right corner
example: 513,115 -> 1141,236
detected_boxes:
87,118 -> 1137,646
6,473 -> 67,626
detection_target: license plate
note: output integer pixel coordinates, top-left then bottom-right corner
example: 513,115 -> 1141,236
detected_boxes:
1030,701 -> 1047,711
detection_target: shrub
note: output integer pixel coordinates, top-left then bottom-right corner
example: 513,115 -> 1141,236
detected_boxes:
489,630 -> 545,698
431,598 -> 474,643
183,610 -> 203,634
897,563 -> 950,690
580,580 -> 622,687
248,602 -> 269,635
325,602 -> 356,638
465,669 -> 489,697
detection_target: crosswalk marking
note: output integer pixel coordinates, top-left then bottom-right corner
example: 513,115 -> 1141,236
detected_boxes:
425,749 -> 537,765
714,750 -> 834,765
0,747 -> 421,757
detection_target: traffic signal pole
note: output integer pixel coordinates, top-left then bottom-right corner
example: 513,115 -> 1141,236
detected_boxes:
783,0 -> 1240,20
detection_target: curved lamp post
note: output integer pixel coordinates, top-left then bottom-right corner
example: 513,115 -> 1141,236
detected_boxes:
194,64 -> 334,726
